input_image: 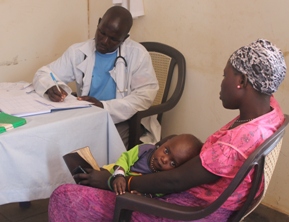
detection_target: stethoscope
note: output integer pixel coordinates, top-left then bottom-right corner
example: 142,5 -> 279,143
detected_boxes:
113,46 -> 127,67
114,46 -> 128,93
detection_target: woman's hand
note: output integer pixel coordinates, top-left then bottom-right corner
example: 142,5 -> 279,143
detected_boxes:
75,168 -> 111,189
112,176 -> 126,195
77,96 -> 104,108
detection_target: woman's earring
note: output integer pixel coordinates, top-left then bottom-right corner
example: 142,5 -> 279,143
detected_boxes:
237,85 -> 241,89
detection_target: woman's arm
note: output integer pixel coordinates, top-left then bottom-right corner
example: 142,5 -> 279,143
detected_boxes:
129,155 -> 220,194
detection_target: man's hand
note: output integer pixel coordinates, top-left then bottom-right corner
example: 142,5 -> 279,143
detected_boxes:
77,96 -> 104,108
112,176 -> 126,195
75,168 -> 111,189
46,86 -> 67,102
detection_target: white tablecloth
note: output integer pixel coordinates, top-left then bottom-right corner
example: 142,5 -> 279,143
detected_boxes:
0,106 -> 126,205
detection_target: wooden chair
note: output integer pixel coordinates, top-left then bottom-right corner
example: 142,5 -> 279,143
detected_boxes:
113,114 -> 289,222
128,42 -> 186,149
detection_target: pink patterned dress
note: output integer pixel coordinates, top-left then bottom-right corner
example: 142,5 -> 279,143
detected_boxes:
48,96 -> 284,222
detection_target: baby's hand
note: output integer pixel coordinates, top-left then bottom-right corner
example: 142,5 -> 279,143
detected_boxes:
112,176 -> 126,195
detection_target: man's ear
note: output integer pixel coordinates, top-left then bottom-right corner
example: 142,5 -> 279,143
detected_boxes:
98,17 -> 102,25
119,34 -> 130,45
123,34 -> 130,42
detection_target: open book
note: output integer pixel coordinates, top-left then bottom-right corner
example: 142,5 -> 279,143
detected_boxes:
0,89 -> 92,117
63,146 -> 100,183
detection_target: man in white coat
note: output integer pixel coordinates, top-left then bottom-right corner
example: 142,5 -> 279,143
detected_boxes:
33,6 -> 160,148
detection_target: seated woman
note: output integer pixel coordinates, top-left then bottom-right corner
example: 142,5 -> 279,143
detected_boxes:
48,39 -> 286,222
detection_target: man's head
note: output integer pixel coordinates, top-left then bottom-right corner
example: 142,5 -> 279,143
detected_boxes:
95,6 -> 133,54
150,134 -> 203,172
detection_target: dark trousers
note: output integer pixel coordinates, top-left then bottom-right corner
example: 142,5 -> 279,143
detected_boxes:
115,121 -> 129,150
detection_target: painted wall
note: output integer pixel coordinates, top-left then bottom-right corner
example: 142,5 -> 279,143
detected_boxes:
0,0 -> 88,84
1,0 -> 289,215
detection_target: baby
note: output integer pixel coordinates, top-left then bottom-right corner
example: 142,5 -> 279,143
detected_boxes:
106,134 -> 203,195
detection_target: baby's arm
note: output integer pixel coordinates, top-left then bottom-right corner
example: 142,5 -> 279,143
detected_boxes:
112,176 -> 126,195
111,165 -> 126,195
111,145 -> 141,194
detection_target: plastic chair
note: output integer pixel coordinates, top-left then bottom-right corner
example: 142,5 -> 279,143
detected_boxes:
128,42 -> 186,149
113,114 -> 289,222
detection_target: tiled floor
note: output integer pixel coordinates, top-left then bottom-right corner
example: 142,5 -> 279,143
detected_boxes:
0,199 -> 289,222
0,199 -> 48,222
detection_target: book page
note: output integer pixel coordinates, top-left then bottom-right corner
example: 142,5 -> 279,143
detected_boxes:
31,93 -> 92,110
0,93 -> 51,117
0,90 -> 92,117
75,147 -> 100,171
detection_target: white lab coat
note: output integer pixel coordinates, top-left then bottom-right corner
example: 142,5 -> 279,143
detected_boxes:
33,38 -> 161,143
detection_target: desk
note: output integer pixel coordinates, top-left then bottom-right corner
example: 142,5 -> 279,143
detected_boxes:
0,106 -> 126,205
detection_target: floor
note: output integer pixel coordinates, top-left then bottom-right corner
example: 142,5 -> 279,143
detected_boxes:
0,199 -> 289,222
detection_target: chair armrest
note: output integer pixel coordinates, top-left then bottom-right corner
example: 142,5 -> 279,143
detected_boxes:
128,103 -> 169,148
113,192 -> 203,222
128,97 -> 182,148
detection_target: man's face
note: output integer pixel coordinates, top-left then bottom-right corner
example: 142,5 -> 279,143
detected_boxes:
95,18 -> 128,54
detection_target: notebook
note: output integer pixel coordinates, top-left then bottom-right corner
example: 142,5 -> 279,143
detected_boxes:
0,112 -> 26,133
0,92 -> 92,117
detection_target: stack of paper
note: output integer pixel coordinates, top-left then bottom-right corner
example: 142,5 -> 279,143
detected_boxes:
0,82 -> 92,117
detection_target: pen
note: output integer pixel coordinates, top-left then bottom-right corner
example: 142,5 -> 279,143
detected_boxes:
50,72 -> 61,93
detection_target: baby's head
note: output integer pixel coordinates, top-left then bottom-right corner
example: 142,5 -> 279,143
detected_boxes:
150,134 -> 202,172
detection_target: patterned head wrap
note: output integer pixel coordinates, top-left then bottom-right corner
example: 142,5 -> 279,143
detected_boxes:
229,39 -> 286,95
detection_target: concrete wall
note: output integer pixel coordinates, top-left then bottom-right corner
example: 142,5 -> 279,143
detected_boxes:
1,0 -> 289,215
0,0 -> 88,83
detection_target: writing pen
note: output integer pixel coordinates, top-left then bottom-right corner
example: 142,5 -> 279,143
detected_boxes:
50,72 -> 61,93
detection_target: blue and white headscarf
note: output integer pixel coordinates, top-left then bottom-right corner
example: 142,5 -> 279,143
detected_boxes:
229,39 -> 286,95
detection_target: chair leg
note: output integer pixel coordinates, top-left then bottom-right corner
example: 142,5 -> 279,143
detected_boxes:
19,201 -> 31,209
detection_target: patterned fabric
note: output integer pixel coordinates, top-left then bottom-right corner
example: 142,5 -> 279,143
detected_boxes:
188,96 -> 284,210
48,184 -> 233,222
229,39 -> 286,95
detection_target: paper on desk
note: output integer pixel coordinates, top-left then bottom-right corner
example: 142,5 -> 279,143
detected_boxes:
0,90 -> 92,117
31,93 -> 93,111
0,82 -> 34,93
0,82 -> 29,91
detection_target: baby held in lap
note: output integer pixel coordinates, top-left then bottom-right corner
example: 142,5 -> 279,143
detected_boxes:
107,134 -> 203,196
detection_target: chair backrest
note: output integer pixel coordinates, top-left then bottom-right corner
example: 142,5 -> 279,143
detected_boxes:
127,42 -> 186,148
231,115 -> 289,221
140,42 -> 186,123
114,115 -> 289,222
238,137 -> 283,221
210,114 -> 289,221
